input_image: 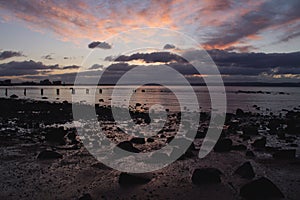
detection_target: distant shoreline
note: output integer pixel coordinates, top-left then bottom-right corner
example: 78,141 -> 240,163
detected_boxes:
1,82 -> 300,87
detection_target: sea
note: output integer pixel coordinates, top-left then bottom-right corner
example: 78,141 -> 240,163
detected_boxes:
1,85 -> 300,114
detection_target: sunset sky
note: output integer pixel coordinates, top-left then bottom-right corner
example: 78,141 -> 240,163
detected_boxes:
0,0 -> 299,83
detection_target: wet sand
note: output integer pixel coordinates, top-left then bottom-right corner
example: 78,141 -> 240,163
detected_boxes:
0,98 -> 299,199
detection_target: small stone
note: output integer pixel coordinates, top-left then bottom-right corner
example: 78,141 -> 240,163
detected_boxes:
37,150 -> 62,160
234,162 -> 255,179
10,94 -> 18,99
114,141 -> 140,153
252,137 -> 266,148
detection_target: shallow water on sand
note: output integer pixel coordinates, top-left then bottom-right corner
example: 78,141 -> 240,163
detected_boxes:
1,86 -> 300,113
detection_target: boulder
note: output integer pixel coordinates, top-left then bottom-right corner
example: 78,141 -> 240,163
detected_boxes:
252,137 -> 266,148
37,150 -> 62,160
273,149 -> 296,159
214,138 -> 232,152
118,173 -> 151,186
234,162 -> 255,179
191,168 -> 222,185
240,177 -> 284,199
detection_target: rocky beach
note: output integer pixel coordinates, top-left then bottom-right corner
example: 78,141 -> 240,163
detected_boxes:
0,97 -> 299,200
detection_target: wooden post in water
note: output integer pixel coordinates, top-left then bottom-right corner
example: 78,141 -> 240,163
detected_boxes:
41,89 -> 44,96
24,88 -> 26,96
5,88 -> 8,96
71,88 -> 75,94
56,88 -> 60,95
86,89 -> 89,94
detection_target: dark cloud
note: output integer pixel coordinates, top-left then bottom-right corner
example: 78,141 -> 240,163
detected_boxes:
224,45 -> 257,53
101,50 -> 300,79
115,52 -> 188,63
62,65 -> 80,70
42,54 -> 53,60
207,50 -> 300,70
104,55 -> 117,62
0,50 -> 24,60
163,44 -> 176,49
1,49 -> 299,83
0,60 -> 59,76
88,64 -> 104,70
280,31 -> 300,43
192,50 -> 300,76
88,41 -> 112,49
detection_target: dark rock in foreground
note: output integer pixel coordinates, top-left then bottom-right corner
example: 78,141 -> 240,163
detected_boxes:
118,173 -> 151,186
240,177 -> 284,199
214,138 -> 232,152
252,137 -> 266,148
273,149 -> 296,159
191,168 -> 222,185
37,150 -> 62,160
234,162 -> 255,179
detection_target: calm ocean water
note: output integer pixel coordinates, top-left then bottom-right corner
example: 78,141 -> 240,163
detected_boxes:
1,85 -> 300,113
